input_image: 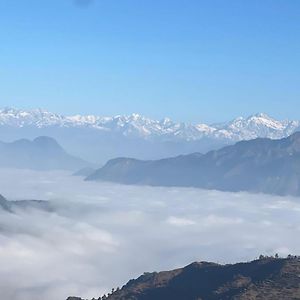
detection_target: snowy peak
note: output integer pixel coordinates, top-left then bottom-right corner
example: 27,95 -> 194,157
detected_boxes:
0,107 -> 63,127
0,107 -> 299,142
246,113 -> 286,129
227,113 -> 280,129
221,113 -> 297,140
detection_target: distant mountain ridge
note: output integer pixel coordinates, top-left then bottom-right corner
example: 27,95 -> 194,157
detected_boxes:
0,136 -> 90,171
67,257 -> 300,300
87,132 -> 300,196
1,108 -> 299,163
0,108 -> 299,142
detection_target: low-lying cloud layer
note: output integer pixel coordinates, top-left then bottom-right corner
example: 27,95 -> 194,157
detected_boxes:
0,169 -> 300,299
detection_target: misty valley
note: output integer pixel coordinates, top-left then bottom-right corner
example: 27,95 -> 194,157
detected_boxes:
2,1 -> 300,298
0,131 -> 300,299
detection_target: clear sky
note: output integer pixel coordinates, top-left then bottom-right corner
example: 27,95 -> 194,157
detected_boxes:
0,0 -> 299,123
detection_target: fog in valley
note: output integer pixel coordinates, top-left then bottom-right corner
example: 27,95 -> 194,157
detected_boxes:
0,169 -> 299,300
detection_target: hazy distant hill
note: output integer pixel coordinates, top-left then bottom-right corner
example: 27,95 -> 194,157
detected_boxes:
87,132 -> 300,196
1,108 -> 299,163
0,136 -> 90,171
67,257 -> 300,300
73,167 -> 97,177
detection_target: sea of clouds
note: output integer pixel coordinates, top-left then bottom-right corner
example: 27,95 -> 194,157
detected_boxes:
0,169 -> 300,300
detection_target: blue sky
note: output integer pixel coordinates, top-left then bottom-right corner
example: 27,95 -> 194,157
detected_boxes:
0,0 -> 299,123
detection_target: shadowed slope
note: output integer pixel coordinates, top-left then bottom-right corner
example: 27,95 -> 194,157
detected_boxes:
69,258 -> 300,300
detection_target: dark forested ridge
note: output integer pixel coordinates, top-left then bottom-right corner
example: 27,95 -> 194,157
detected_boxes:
87,132 -> 300,196
67,256 -> 300,300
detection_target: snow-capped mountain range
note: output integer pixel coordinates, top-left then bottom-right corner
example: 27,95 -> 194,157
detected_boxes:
0,107 -> 299,142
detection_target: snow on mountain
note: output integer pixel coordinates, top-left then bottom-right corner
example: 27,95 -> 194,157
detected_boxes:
0,107 -> 299,142
217,113 -> 299,140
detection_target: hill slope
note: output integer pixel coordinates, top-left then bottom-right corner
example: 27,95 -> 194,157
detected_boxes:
87,132 -> 300,196
68,257 -> 300,300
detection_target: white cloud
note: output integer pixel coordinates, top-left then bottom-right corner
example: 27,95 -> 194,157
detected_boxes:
167,216 -> 196,226
0,169 -> 299,299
